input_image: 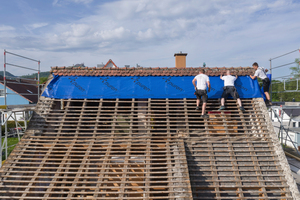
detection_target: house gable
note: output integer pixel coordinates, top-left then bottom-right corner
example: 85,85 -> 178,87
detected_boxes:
103,59 -> 118,69
0,84 -> 30,105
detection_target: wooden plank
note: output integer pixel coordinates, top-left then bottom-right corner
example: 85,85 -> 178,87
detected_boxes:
0,97 -> 294,199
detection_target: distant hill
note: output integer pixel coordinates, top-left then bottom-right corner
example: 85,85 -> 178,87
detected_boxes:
21,71 -> 50,78
0,71 -> 50,78
0,71 -> 16,78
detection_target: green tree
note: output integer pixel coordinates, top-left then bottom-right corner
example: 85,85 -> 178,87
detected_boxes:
290,58 -> 300,78
271,59 -> 300,102
39,77 -> 48,84
271,80 -> 283,102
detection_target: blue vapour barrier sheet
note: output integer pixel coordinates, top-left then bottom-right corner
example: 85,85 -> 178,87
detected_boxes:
42,75 -> 264,99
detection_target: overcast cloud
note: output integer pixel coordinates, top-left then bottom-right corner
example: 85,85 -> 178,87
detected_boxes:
0,0 -> 299,76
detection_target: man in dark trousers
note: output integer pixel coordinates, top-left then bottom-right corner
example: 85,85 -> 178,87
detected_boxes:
192,69 -> 211,118
218,70 -> 245,111
250,62 -> 272,106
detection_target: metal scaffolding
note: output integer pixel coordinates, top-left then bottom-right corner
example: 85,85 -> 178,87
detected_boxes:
270,105 -> 300,155
1,50 -> 41,167
269,48 -> 300,101
0,106 -> 35,167
3,50 -> 40,105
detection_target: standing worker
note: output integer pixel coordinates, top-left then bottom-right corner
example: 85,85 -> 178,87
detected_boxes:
250,62 -> 272,106
192,69 -> 211,118
218,70 -> 245,111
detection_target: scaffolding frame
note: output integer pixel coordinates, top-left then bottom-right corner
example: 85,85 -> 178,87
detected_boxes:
1,50 -> 41,167
3,50 -> 40,105
270,106 -> 300,155
269,48 -> 300,101
0,106 -> 35,167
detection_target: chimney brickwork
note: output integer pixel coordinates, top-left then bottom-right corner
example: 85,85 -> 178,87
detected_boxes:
174,51 -> 188,68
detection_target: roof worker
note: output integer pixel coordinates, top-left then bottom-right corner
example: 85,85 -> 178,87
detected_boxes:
218,70 -> 245,111
192,69 -> 211,118
250,62 -> 272,106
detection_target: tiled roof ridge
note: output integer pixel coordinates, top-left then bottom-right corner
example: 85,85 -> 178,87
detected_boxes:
50,66 -> 253,71
50,66 -> 255,77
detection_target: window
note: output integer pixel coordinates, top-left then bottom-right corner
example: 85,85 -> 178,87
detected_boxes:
0,89 -> 5,97
293,122 -> 296,127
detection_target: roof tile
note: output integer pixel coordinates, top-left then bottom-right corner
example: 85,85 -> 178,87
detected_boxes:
50,66 -> 255,77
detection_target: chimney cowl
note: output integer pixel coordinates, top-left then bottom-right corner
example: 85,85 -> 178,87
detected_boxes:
174,52 -> 188,57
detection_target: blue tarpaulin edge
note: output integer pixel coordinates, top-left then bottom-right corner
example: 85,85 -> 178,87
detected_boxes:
42,75 -> 264,99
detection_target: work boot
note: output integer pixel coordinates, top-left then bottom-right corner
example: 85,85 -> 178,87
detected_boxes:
265,100 -> 272,106
218,106 -> 226,111
239,107 -> 245,112
201,114 -> 209,118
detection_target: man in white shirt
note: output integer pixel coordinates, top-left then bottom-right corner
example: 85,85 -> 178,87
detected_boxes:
192,69 -> 211,118
218,70 -> 245,111
250,62 -> 272,106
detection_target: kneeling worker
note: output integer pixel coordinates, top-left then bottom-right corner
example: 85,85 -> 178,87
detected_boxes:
218,70 -> 245,111
250,62 -> 272,106
192,69 -> 211,118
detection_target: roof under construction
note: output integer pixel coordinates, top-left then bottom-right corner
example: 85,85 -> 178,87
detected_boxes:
0,67 -> 299,199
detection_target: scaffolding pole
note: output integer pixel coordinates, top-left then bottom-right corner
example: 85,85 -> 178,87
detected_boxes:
269,48 -> 300,102
3,50 -> 41,105
1,50 -> 40,167
0,106 -> 35,167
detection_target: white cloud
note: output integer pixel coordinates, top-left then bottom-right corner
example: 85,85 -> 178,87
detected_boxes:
26,23 -> 48,30
52,0 -> 59,6
0,25 -> 15,31
1,0 -> 300,72
69,0 -> 93,4
137,28 -> 154,40
53,0 -> 93,6
69,24 -> 91,37
95,27 -> 129,40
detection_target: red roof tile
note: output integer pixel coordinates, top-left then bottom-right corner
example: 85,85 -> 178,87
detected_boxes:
50,67 -> 255,77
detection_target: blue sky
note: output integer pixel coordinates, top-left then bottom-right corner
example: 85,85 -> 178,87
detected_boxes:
0,0 -> 299,78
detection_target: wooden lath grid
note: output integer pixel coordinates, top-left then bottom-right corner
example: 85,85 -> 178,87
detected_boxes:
0,97 -> 193,199
184,98 -> 292,199
0,97 -> 293,199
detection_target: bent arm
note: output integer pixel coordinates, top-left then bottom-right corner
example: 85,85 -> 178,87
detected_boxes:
207,81 -> 211,92
192,78 -> 197,89
250,75 -> 256,80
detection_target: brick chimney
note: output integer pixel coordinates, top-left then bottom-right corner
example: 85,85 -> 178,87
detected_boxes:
174,51 -> 188,68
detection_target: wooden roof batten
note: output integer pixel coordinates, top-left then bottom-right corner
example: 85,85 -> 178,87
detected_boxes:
0,66 -> 299,199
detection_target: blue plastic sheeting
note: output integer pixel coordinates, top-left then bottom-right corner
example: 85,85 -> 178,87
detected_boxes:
42,75 -> 264,99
